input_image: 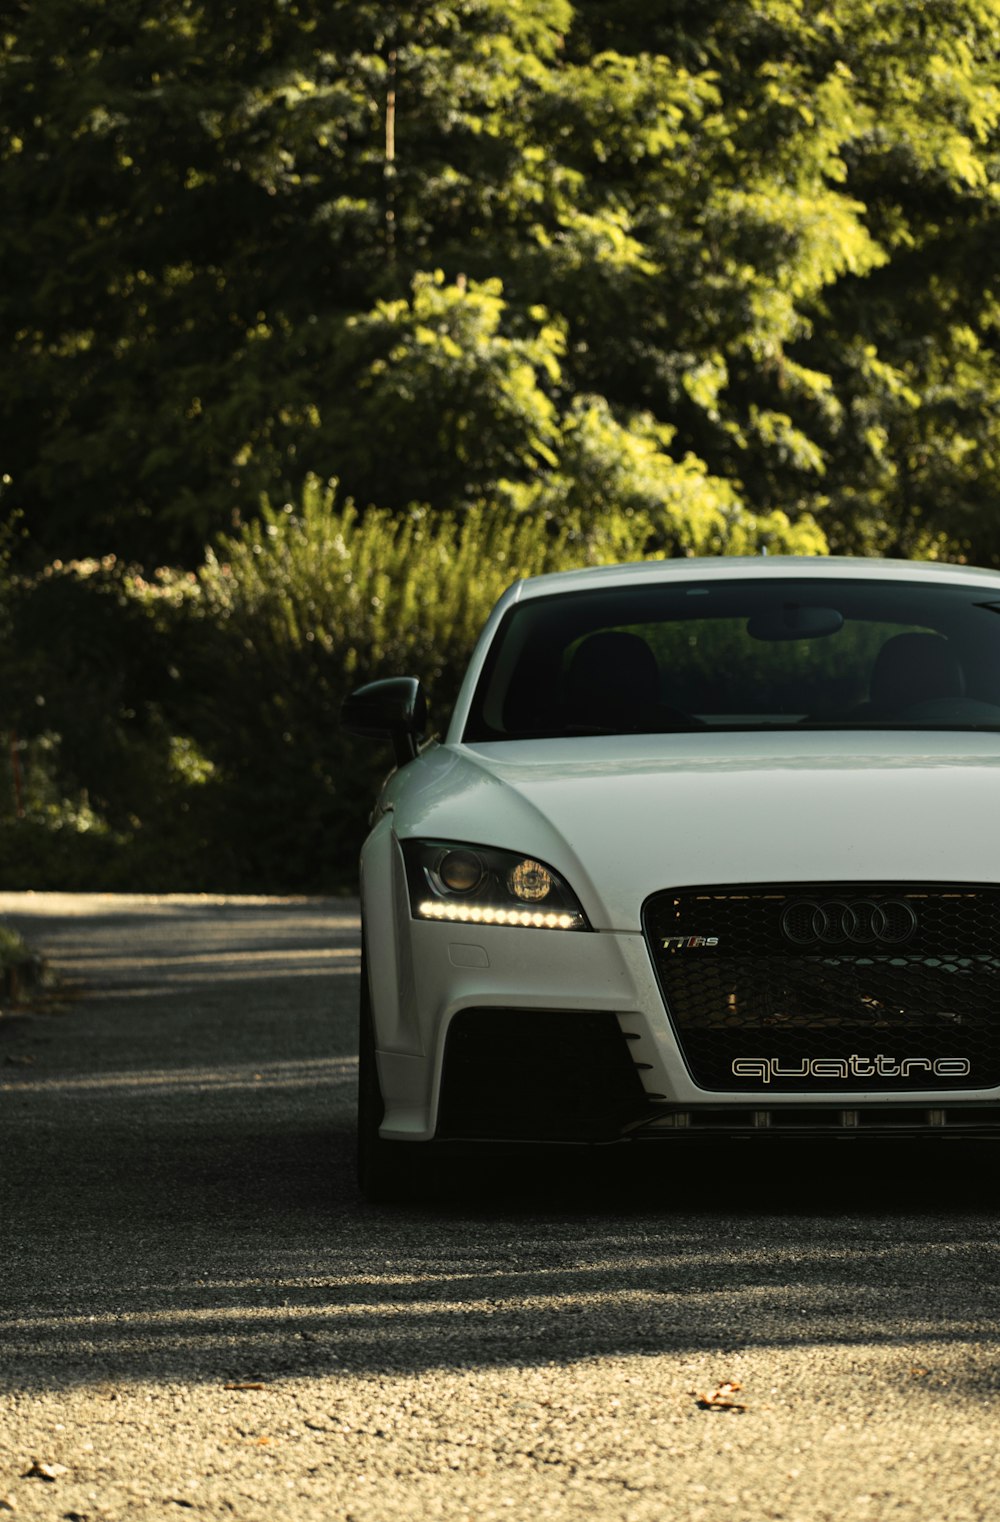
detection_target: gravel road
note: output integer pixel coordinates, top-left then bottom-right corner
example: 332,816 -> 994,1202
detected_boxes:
1,892 -> 998,1522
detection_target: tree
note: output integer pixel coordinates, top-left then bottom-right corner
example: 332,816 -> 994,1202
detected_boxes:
1,0 -> 997,565
0,1 -> 573,562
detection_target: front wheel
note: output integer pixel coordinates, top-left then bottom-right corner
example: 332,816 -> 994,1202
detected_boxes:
357,949 -> 423,1203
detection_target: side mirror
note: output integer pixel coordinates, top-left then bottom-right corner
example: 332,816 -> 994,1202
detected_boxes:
340,677 -> 428,765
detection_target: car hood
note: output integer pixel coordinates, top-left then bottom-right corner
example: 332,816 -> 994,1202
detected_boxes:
387,731 -> 1000,931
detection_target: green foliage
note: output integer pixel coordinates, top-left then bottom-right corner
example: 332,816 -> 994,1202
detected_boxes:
0,921 -> 30,965
0,909 -> 52,997
0,479 -> 822,891
4,560 -> 176,830
2,1 -> 997,564
175,476 -> 823,887
323,271 -> 568,510
1,0 -> 999,887
0,557 -> 219,890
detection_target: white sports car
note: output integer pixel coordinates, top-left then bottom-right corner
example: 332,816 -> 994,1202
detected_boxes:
342,555 -> 1000,1197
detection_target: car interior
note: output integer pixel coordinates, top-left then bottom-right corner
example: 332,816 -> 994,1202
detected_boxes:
469,577 -> 1000,740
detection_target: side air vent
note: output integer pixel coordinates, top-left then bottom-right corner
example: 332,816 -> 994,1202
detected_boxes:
436,1008 -> 648,1141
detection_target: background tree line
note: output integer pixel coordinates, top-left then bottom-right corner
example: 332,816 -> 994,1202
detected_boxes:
0,0 -> 997,889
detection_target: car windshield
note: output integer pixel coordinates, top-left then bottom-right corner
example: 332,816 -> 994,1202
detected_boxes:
463,576 -> 1000,741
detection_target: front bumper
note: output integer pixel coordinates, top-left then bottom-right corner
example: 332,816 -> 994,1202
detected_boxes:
372,921 -> 1000,1142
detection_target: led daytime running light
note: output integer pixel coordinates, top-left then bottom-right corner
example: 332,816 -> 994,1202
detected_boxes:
418,900 -> 581,931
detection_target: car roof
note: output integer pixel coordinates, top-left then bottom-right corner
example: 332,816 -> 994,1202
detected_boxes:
507,555 -> 1000,603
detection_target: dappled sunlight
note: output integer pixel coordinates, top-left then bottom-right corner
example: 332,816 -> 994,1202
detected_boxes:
80,957 -> 360,989
0,882 -> 992,1509
0,893 -> 362,923
63,949 -> 361,971
1,1055 -> 356,1099
3,1186 -> 999,1390
5,1264 -> 997,1345
2,1259 -> 999,1393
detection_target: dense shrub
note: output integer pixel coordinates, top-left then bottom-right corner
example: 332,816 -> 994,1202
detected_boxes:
171,480 -> 823,889
0,484 -> 826,892
0,558 -> 223,890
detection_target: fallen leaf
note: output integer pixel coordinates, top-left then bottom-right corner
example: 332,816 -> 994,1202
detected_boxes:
223,1382 -> 267,1391
21,1461 -> 68,1481
910,1367 -> 930,1377
693,1380 -> 748,1413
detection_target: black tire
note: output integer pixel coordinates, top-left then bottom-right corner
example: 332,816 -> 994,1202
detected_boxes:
356,947 -> 421,1203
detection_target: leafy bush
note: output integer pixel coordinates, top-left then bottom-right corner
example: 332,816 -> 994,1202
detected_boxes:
0,482 -> 826,891
0,558 -> 219,890
173,478 -> 824,889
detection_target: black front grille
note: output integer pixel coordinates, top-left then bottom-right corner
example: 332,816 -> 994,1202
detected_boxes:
643,884 -> 1000,1092
436,1008 -> 648,1141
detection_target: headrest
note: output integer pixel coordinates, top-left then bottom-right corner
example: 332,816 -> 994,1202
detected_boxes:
566,630 -> 660,710
870,632 -> 965,711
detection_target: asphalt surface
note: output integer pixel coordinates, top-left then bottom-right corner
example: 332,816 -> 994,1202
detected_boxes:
0,892 -> 998,1522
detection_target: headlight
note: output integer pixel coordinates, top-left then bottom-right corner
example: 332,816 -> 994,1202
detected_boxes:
401,840 -> 590,931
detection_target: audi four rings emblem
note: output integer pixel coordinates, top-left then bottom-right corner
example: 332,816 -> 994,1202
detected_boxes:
780,897 -> 919,947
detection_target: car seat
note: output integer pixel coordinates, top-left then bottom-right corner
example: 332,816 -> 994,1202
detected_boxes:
868,632 -> 965,714
564,630 -> 662,731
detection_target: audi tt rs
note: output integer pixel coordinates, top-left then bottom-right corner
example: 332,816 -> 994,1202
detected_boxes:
342,556 -> 1000,1197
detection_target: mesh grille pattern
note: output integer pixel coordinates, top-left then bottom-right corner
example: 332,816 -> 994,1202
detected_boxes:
643,885 -> 1000,1092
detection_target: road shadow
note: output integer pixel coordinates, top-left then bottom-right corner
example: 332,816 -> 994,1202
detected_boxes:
2,893 -> 997,1401
3,1074 -> 999,1394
